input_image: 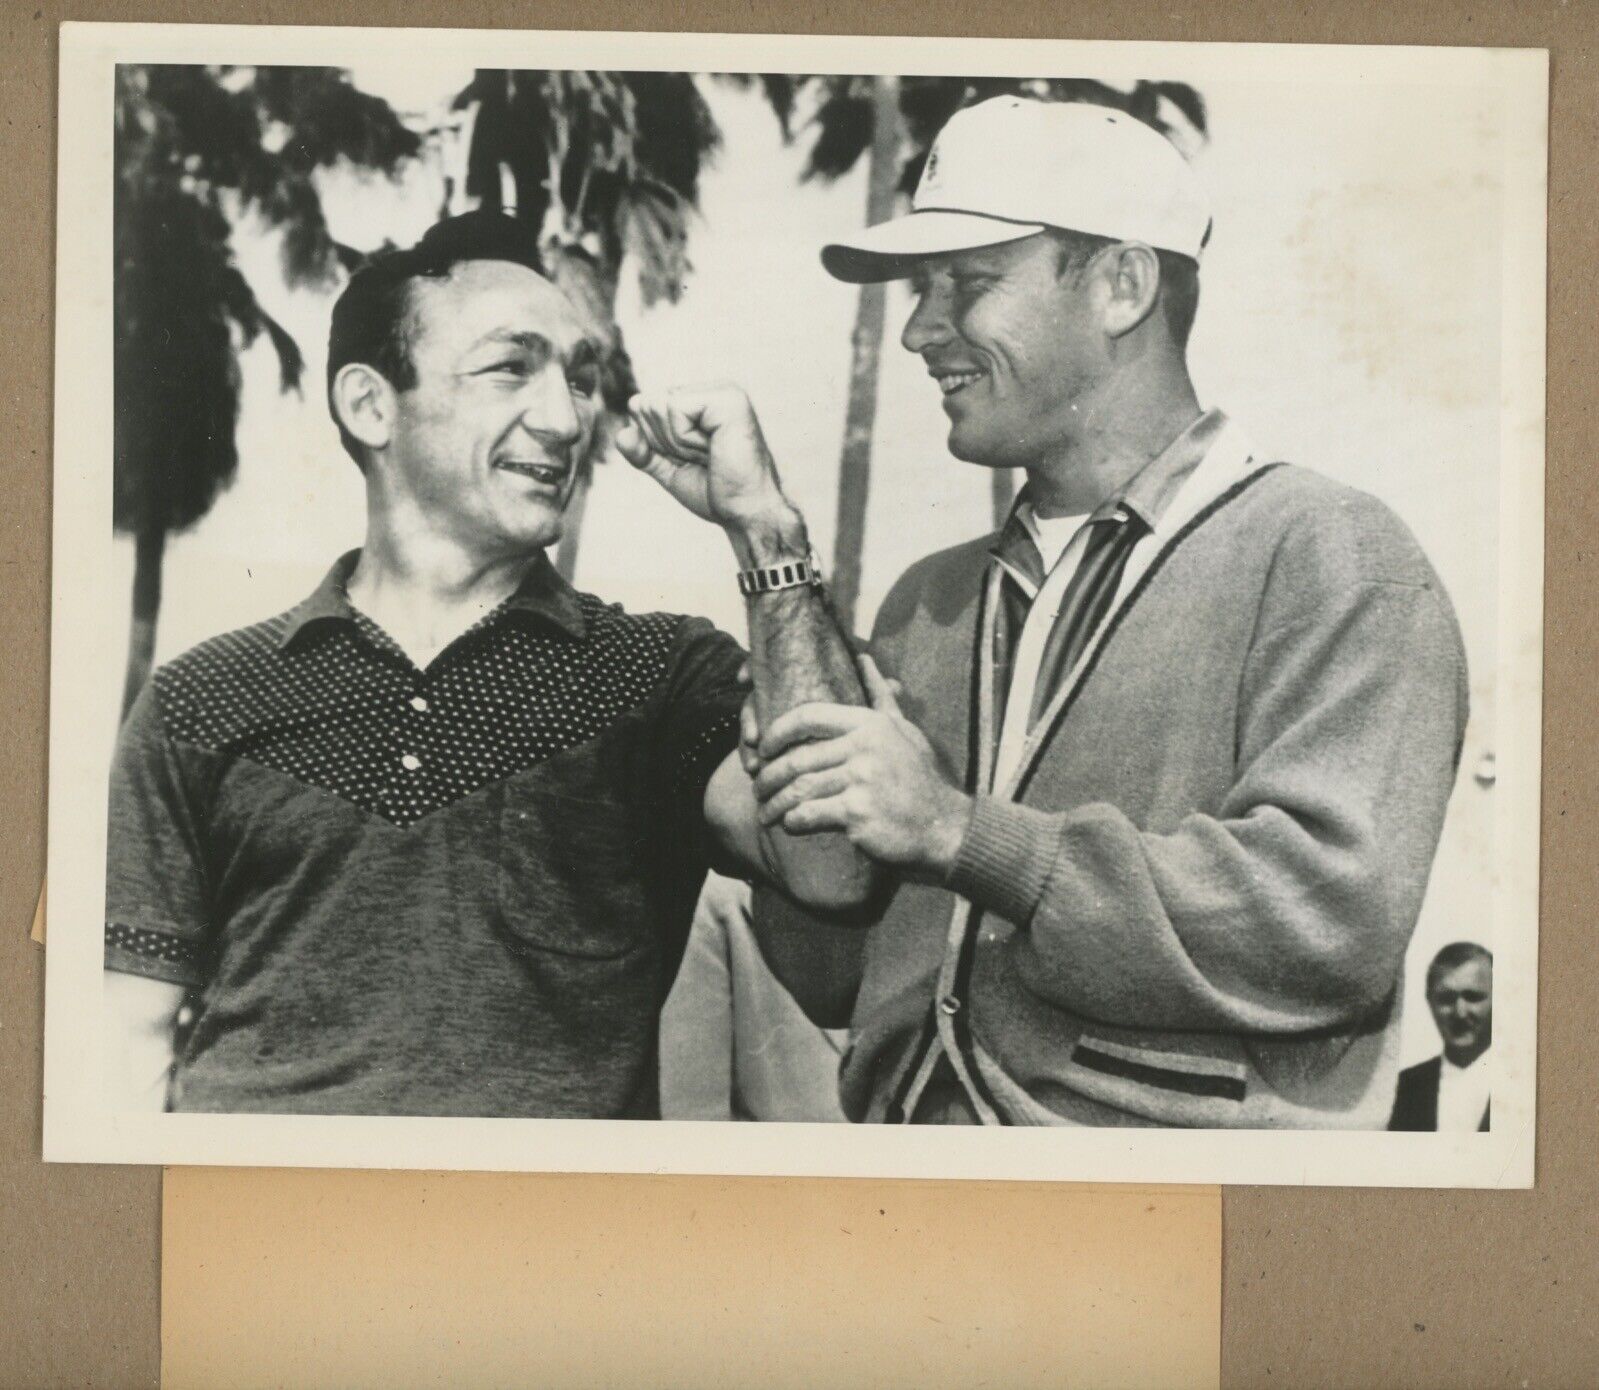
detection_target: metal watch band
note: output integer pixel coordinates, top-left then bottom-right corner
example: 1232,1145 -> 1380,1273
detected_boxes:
736,551 -> 821,597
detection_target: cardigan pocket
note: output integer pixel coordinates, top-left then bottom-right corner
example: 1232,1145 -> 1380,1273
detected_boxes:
1061,1035 -> 1249,1127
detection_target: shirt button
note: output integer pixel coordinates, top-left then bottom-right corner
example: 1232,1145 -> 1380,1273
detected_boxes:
401,753 -> 422,772
409,696 -> 429,712
939,994 -> 962,1016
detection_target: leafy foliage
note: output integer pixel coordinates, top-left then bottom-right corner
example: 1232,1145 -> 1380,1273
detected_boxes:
113,179 -> 301,539
455,70 -> 719,318
114,64 -> 419,715
114,63 -> 420,540
770,74 -> 1209,190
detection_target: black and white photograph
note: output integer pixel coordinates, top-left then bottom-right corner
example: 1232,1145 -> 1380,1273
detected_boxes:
43,25 -> 1545,1184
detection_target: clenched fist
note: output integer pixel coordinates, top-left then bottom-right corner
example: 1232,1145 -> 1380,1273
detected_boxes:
615,385 -> 800,555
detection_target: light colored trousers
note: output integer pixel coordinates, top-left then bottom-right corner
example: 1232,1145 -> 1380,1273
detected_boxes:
659,872 -> 850,1123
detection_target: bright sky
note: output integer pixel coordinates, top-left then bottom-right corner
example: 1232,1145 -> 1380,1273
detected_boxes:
112,65 -> 1512,1063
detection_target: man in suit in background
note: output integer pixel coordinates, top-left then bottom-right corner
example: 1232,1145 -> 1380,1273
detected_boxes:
1389,942 -> 1492,1132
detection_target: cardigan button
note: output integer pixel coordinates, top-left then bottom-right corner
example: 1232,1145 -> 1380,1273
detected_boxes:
938,994 -> 962,1016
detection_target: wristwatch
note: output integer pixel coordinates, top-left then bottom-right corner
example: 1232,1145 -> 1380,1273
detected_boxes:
736,547 -> 823,597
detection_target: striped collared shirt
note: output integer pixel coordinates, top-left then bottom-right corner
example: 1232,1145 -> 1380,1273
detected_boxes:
985,408 -> 1228,792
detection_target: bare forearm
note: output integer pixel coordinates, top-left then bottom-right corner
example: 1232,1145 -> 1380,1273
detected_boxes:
619,383 -> 878,905
735,510 -> 862,719
730,508 -> 875,903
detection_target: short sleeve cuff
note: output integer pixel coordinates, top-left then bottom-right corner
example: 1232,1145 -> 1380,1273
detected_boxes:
676,708 -> 742,800
946,796 -> 1062,926
105,922 -> 202,987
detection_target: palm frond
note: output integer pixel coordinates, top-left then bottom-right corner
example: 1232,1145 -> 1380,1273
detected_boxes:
253,66 -> 421,174
218,259 -> 306,393
113,62 -> 416,547
896,77 -> 969,153
621,181 -> 693,307
456,68 -> 720,313
801,85 -> 873,182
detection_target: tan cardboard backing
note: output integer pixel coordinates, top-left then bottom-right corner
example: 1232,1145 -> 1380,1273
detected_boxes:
161,1170 -> 1220,1389
1,3 -> 1591,1387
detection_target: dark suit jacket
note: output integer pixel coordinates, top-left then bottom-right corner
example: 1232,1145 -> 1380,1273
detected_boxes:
1387,1055 -> 1490,1131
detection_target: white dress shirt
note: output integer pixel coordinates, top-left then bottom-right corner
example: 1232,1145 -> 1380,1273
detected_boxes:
990,506 -> 1089,792
1435,1050 -> 1491,1132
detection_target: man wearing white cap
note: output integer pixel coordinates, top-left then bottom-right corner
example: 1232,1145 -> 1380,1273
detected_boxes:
750,97 -> 1470,1128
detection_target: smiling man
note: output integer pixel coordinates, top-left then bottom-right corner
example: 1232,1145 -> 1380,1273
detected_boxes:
101,210 -> 869,1118
751,97 -> 1471,1129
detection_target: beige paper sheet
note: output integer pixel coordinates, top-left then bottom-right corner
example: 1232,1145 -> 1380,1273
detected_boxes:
162,1168 -> 1220,1389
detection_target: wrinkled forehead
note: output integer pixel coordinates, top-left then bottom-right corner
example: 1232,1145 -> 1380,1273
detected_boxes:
406,259 -> 590,359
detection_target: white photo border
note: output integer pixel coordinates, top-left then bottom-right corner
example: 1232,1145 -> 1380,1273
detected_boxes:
44,22 -> 1547,1186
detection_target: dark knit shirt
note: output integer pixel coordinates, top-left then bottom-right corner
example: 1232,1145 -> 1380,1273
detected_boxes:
105,552 -> 744,1119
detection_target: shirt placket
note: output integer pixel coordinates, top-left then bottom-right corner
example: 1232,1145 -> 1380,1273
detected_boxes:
350,612 -> 448,826
391,668 -> 437,817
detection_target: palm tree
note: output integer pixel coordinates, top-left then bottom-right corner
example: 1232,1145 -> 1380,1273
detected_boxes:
115,64 -> 419,718
452,70 -> 721,580
829,75 -> 900,637
767,75 -> 1210,630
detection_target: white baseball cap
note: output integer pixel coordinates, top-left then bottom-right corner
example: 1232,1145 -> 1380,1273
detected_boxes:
821,96 -> 1211,283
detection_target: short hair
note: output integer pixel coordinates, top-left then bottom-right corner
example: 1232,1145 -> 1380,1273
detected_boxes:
325,211 -> 548,466
1426,941 -> 1493,991
1046,227 -> 1202,350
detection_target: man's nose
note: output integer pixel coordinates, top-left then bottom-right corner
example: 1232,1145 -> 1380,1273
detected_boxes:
901,287 -> 954,356
521,368 -> 583,448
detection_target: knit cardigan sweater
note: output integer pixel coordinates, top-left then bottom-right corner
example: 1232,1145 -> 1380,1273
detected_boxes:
835,445 -> 1469,1129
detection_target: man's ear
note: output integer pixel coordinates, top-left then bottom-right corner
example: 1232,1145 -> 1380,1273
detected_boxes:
1099,243 -> 1163,340
331,363 -> 396,453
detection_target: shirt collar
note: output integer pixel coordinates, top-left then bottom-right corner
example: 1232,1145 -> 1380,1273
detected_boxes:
1119,406 -> 1228,531
1089,405 -> 1230,533
988,407 -> 1230,591
1442,1049 -> 1489,1075
278,549 -> 587,651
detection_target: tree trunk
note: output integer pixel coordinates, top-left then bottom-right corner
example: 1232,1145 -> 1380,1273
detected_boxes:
829,76 -> 901,638
121,524 -> 165,722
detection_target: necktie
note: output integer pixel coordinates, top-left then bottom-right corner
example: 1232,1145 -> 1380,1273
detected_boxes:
987,506 -> 1148,735
1027,509 -> 1148,729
